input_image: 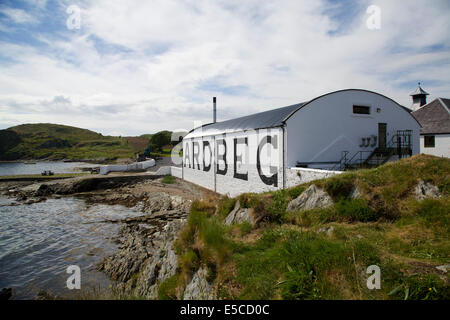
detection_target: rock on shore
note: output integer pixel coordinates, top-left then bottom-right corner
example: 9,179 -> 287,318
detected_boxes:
1,173 -> 217,300
99,218 -> 187,299
287,184 -> 333,211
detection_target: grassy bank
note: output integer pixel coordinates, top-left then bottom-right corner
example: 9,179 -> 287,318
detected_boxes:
163,155 -> 449,300
0,124 -> 151,161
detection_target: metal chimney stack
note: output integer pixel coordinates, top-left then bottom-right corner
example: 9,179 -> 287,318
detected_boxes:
213,97 -> 217,123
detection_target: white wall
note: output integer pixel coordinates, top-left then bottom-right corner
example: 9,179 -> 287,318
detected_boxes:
181,90 -> 421,196
285,167 -> 342,188
100,159 -> 155,175
171,166 -> 183,178
420,134 -> 450,158
154,166 -> 171,176
285,90 -> 421,168
182,128 -> 283,197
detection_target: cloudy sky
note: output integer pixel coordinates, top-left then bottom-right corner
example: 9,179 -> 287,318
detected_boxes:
0,0 -> 449,136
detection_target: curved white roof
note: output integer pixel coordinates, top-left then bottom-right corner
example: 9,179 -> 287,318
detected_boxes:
185,89 -> 415,138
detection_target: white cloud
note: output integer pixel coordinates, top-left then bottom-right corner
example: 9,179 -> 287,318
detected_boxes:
0,7 -> 38,24
0,0 -> 449,135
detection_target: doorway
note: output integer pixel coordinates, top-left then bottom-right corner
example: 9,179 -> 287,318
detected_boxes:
378,123 -> 387,149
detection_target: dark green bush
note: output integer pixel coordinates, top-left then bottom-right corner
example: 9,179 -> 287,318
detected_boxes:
334,199 -> 377,222
321,174 -> 355,200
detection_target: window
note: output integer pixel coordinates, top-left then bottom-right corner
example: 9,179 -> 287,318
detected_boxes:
353,105 -> 371,115
424,135 -> 435,148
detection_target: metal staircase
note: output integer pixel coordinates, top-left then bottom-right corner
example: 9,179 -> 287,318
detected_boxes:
332,130 -> 412,171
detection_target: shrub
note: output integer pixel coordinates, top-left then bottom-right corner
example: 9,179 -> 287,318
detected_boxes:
217,197 -> 236,219
334,199 -> 377,222
321,174 -> 355,200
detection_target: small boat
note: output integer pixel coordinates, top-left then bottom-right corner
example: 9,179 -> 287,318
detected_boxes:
41,170 -> 54,176
24,161 -> 36,165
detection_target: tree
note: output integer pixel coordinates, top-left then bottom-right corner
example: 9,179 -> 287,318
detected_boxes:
149,131 -> 172,152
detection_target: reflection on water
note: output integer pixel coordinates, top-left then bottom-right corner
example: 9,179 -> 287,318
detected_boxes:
0,162 -> 98,176
0,197 -> 143,299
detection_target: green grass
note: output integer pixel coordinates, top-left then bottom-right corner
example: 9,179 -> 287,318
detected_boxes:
388,273 -> 449,300
217,197 -> 236,219
1,123 -> 151,161
161,175 -> 176,184
165,155 -> 449,300
158,275 -> 179,300
235,230 -> 350,299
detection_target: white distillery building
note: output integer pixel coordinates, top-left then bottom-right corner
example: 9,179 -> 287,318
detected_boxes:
181,89 -> 421,196
410,84 -> 450,158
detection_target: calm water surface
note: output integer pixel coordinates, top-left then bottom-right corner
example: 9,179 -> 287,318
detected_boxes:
0,197 -> 143,299
0,162 -> 98,176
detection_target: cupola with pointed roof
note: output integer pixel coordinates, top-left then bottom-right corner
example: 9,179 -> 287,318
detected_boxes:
410,82 -> 429,111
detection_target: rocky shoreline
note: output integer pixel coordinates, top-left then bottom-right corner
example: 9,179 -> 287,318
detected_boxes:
0,173 -> 217,300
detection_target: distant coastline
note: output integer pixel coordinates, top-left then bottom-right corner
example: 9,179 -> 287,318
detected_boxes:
0,123 -> 153,163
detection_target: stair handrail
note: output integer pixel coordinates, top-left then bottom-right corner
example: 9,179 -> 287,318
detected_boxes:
330,151 -> 349,171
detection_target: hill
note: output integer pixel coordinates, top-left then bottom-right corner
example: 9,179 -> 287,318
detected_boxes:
161,155 -> 449,300
0,123 -> 151,161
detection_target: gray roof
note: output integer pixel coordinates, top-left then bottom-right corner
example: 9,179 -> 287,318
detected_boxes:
185,89 -> 419,138
189,102 -> 304,136
412,98 -> 450,134
410,84 -> 429,96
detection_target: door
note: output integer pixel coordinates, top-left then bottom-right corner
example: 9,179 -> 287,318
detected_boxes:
378,123 -> 387,149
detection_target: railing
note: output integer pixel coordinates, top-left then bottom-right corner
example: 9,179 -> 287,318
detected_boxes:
330,150 -> 373,171
345,150 -> 374,169
308,130 -> 413,172
387,130 -> 412,149
386,130 -> 413,159
330,151 -> 349,171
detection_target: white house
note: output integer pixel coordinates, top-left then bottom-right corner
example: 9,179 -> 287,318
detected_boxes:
182,89 -> 421,196
410,84 -> 450,158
